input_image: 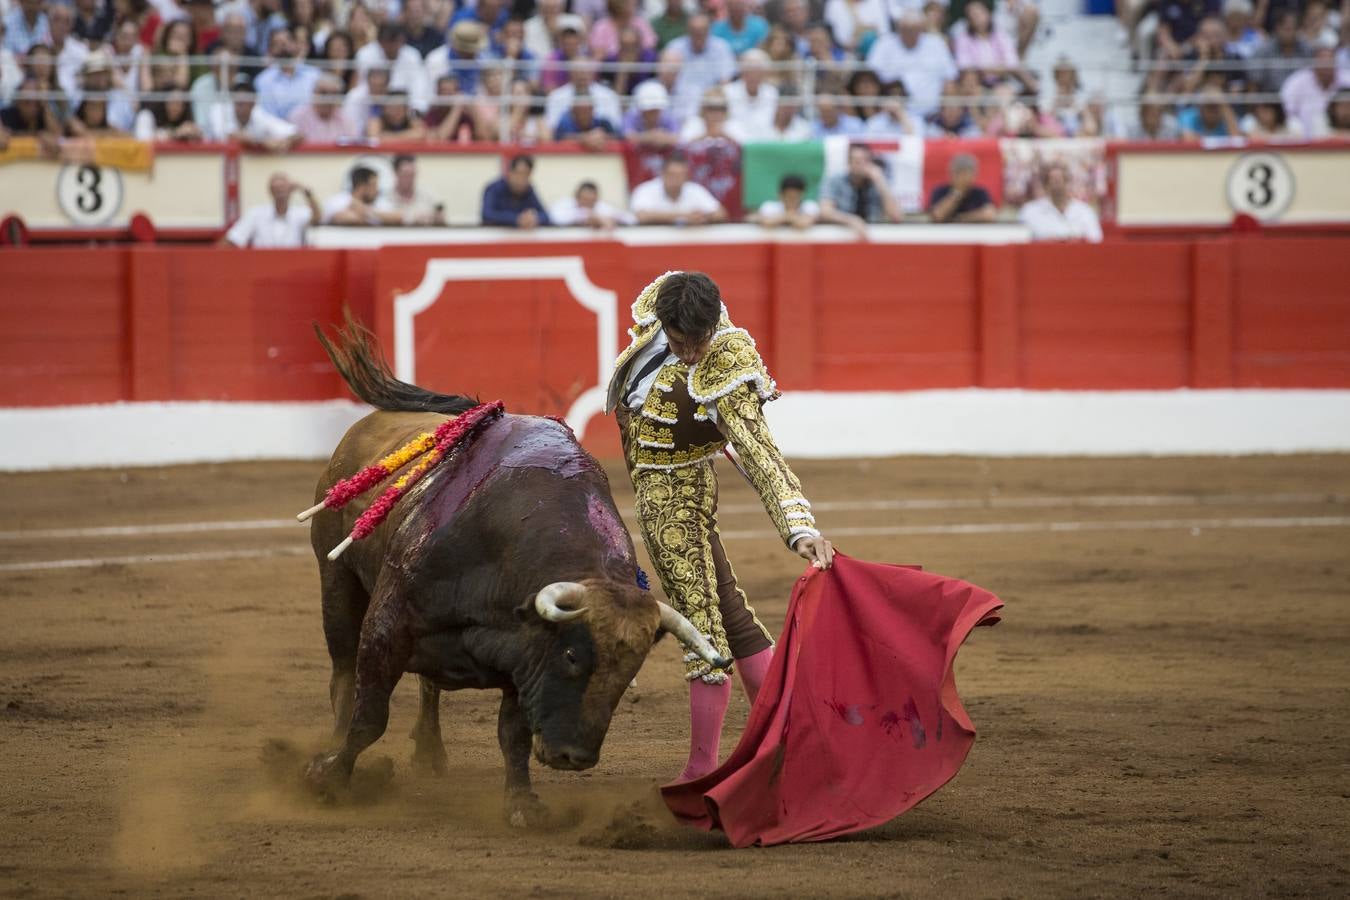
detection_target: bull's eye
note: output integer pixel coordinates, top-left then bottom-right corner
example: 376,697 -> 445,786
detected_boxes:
564,647 -> 578,665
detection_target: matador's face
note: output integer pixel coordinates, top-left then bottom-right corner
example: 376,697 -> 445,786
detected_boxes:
665,327 -> 713,366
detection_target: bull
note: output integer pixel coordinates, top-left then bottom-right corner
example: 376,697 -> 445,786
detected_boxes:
301,323 -> 727,825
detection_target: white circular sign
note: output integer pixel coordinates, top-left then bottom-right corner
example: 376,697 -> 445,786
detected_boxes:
1225,153 -> 1294,222
55,163 -> 125,226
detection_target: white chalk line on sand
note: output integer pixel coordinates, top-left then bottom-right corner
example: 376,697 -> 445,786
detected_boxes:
0,546 -> 313,572
3,515 -> 1348,573
1,492 -> 1345,543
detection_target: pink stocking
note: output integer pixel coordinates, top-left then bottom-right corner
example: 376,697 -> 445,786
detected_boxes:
735,646 -> 774,705
680,677 -> 731,781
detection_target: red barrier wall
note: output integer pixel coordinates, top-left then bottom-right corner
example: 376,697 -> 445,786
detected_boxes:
3,237 -> 1348,414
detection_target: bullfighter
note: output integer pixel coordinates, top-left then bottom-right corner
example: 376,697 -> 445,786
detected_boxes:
605,270 -> 835,781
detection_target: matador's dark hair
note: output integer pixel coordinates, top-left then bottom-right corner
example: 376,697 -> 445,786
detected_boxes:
654,272 -> 722,340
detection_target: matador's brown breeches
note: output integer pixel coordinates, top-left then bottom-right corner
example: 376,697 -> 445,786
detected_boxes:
631,458 -> 774,683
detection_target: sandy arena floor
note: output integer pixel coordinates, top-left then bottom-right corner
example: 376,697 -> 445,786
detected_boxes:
2,453 -> 1349,898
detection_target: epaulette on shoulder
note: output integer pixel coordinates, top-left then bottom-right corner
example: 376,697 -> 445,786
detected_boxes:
687,328 -> 779,406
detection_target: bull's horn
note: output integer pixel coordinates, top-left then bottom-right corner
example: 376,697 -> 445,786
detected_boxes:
534,582 -> 588,623
657,601 -> 733,670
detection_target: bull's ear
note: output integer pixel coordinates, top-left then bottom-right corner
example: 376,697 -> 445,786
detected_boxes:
652,626 -> 669,646
514,594 -> 537,622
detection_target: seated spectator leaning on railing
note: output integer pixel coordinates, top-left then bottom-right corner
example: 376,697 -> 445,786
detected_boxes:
629,151 -> 728,225
819,143 -> 900,234
376,153 -> 444,225
928,153 -> 996,224
325,165 -> 400,226
1018,161 -> 1102,243
749,173 -> 820,229
549,179 -> 633,227
481,153 -> 550,229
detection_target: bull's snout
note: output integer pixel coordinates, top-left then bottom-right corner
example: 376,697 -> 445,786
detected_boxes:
534,739 -> 598,771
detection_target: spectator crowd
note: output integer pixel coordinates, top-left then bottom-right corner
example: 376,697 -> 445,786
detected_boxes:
2,0 -> 1348,238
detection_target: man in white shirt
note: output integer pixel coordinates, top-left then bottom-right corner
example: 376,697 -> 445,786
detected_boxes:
1018,163 -> 1103,243
865,8 -> 956,118
47,3 -> 89,100
723,48 -> 778,139
207,72 -> 302,150
630,153 -> 728,225
223,172 -> 321,248
548,179 -> 635,228
543,57 -> 621,130
354,22 -> 431,113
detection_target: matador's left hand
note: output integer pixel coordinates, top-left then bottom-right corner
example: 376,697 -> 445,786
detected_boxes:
796,535 -> 835,570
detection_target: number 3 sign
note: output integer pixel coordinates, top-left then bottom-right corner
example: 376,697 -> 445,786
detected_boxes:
1225,152 -> 1295,222
56,163 -> 125,226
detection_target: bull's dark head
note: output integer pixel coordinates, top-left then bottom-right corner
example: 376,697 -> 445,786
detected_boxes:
515,578 -> 729,771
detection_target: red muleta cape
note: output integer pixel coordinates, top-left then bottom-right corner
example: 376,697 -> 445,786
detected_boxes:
661,554 -> 1002,847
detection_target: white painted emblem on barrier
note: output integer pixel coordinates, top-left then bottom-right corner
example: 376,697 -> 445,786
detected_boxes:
1225,152 -> 1294,222
393,257 -> 617,440
55,163 -> 124,226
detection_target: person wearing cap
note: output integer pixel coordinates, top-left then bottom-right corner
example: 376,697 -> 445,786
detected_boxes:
544,55 -> 622,130
427,20 -> 493,95
1220,0 -> 1262,58
75,49 -> 136,133
481,153 -> 552,228
548,179 -> 634,228
355,22 -> 430,113
223,172 -> 321,248
928,152 -> 997,224
865,8 -> 955,118
207,71 -> 302,149
623,79 -> 679,141
450,0 -> 508,43
524,0 -> 568,60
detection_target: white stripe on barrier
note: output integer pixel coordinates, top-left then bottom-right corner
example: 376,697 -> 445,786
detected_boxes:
5,390 -> 1350,470
3,515 -> 1347,572
0,492 -> 1343,542
0,547 -> 311,572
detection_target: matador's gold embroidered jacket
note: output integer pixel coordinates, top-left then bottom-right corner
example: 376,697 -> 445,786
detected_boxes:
603,272 -> 820,548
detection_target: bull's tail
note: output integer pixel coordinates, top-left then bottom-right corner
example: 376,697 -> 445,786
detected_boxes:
316,313 -> 479,415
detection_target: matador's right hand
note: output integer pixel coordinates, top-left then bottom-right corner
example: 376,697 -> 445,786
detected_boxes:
795,535 -> 835,570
